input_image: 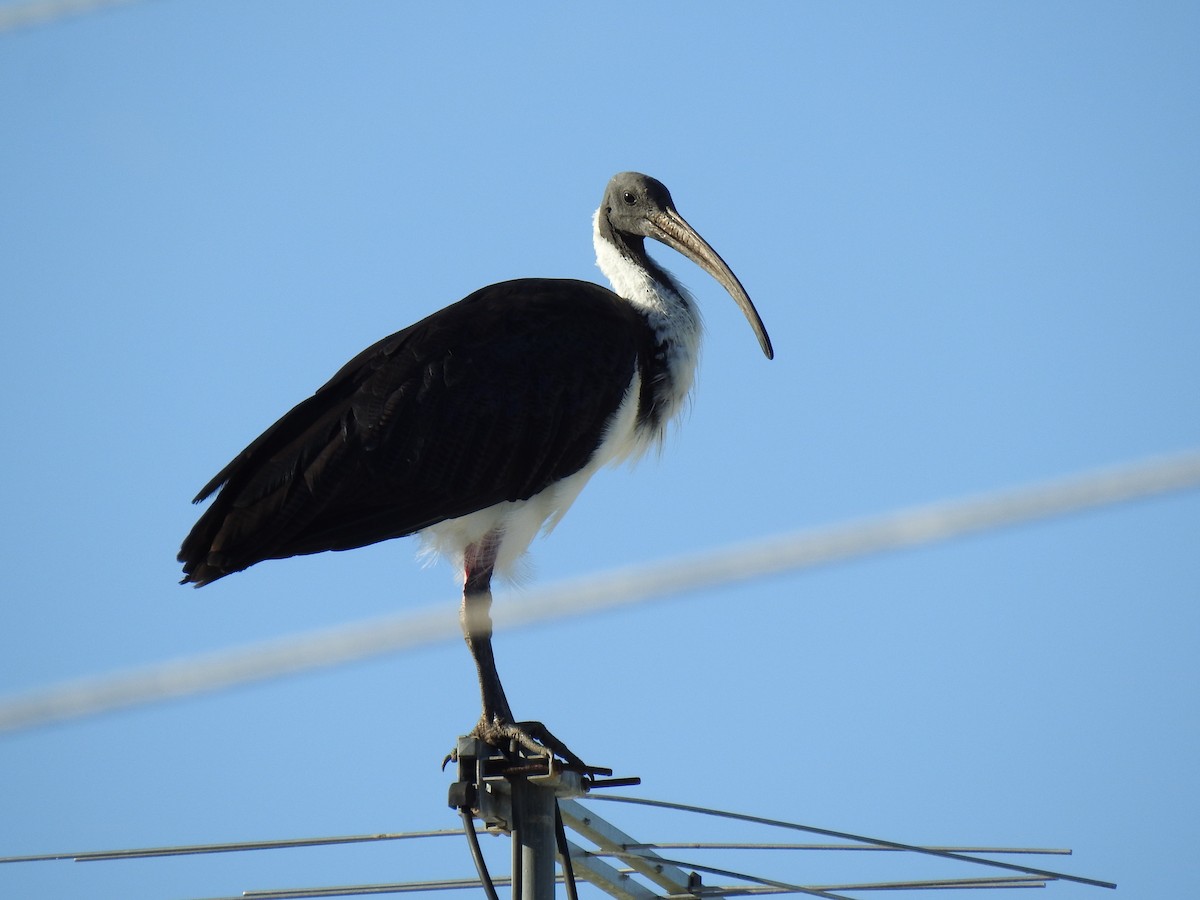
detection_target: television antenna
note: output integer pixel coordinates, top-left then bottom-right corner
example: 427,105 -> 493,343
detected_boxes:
3,736 -> 1116,899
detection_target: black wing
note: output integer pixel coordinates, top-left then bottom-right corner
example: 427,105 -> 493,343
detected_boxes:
179,278 -> 653,585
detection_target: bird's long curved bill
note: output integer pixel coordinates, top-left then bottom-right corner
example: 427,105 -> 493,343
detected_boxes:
651,209 -> 774,359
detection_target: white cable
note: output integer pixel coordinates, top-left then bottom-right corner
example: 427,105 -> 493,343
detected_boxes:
0,0 -> 146,33
1,450 -> 1198,734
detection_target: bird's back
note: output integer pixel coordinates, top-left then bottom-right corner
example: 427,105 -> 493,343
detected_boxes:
179,278 -> 657,586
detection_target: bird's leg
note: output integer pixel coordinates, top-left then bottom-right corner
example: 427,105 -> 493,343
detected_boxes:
461,535 -> 516,728
460,535 -> 587,767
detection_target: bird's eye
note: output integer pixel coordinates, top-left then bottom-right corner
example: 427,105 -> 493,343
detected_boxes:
622,190 -> 637,205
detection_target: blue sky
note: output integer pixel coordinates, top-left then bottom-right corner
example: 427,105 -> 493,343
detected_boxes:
1,1 -> 1197,898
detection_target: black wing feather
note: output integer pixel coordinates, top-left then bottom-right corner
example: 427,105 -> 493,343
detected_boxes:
179,278 -> 652,585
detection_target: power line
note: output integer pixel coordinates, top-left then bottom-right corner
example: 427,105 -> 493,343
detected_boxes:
1,449 -> 1197,735
0,0 -> 149,33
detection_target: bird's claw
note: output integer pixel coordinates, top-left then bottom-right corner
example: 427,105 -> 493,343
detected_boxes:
471,717 -> 594,772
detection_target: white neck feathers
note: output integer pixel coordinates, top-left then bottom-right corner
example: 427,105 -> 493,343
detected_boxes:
592,208 -> 703,429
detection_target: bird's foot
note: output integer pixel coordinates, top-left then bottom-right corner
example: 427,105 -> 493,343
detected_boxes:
470,715 -> 603,774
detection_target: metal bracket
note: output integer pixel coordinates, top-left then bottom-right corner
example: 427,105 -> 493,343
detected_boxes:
446,735 -> 639,833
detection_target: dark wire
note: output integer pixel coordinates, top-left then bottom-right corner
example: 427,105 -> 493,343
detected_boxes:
554,800 -> 580,900
459,808 -> 501,900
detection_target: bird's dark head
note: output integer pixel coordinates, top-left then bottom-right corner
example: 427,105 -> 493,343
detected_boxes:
598,172 -> 774,360
601,172 -> 679,237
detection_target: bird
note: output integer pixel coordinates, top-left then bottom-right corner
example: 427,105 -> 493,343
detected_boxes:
179,171 -> 773,764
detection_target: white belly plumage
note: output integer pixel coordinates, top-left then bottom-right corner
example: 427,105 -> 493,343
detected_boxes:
419,369 -> 654,578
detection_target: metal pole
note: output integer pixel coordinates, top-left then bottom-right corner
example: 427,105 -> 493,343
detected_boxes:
511,775 -> 558,900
